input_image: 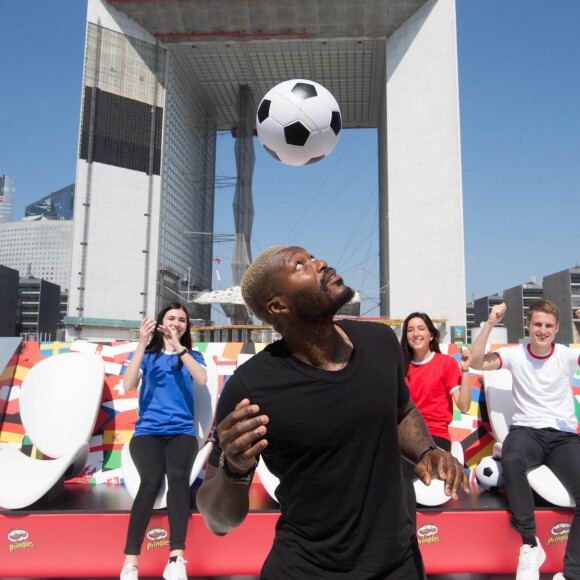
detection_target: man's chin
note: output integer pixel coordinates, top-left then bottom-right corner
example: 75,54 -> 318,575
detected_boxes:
334,286 -> 355,311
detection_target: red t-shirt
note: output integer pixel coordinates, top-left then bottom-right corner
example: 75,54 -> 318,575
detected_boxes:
406,351 -> 462,441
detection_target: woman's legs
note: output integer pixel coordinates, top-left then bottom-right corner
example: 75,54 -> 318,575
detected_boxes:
124,435 -> 166,556
164,434 -> 199,553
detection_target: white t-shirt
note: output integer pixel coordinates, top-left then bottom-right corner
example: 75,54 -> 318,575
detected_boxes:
495,343 -> 580,433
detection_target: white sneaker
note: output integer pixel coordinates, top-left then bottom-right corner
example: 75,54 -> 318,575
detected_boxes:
163,555 -> 188,580
120,564 -> 138,580
516,538 -> 546,580
553,574 -> 565,580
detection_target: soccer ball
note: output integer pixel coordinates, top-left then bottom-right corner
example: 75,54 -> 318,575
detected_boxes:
475,455 -> 504,492
256,79 -> 342,166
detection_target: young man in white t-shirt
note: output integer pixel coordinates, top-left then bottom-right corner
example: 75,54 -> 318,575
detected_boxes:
471,300 -> 580,580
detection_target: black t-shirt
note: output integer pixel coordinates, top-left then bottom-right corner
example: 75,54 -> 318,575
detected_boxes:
208,320 -> 415,579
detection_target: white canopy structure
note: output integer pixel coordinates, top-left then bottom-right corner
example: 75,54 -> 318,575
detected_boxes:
194,286 -> 246,305
194,286 -> 361,322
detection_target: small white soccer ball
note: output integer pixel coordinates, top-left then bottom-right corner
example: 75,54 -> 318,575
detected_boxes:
256,79 -> 342,166
475,455 -> 504,492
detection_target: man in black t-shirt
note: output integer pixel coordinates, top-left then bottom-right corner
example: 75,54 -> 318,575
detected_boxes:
196,246 -> 469,579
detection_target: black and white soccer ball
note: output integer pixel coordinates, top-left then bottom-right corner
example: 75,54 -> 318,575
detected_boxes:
256,79 -> 342,166
475,455 -> 504,492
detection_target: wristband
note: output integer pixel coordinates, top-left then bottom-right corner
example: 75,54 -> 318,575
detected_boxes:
176,348 -> 188,358
417,444 -> 437,463
219,451 -> 257,485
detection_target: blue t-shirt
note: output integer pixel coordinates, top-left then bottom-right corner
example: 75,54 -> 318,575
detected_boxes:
134,350 -> 206,437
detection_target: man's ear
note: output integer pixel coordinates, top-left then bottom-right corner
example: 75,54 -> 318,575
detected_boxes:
267,296 -> 288,317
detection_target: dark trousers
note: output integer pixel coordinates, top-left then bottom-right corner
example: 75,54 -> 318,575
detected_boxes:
502,426 -> 580,579
401,436 -> 451,530
124,434 -> 198,555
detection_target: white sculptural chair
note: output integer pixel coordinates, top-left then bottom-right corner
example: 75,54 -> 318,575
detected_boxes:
0,352 -> 105,510
412,440 -> 465,507
256,456 -> 280,503
255,443 -> 465,508
121,357 -> 218,509
483,368 -> 574,508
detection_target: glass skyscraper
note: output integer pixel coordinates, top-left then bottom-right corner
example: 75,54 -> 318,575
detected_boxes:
0,174 -> 16,224
25,184 -> 75,220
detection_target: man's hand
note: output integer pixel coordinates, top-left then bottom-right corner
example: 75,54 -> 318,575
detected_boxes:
414,448 -> 470,499
217,399 -> 269,475
488,303 -> 506,326
197,398 -> 269,535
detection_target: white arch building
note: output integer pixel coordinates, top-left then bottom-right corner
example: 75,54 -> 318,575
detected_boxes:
66,0 -> 465,340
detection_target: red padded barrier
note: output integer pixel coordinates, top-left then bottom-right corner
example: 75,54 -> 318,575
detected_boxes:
0,509 -> 572,577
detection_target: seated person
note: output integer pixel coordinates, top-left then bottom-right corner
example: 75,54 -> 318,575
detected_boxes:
470,300 -> 580,580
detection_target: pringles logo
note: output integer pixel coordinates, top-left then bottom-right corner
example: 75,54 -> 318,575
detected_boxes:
417,524 -> 440,544
146,527 -> 169,550
547,522 -> 570,545
8,529 -> 34,552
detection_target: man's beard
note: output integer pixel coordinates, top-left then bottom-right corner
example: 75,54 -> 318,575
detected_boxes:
290,281 -> 355,320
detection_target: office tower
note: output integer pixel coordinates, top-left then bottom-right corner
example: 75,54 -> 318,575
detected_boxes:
66,0 -> 466,340
0,175 -> 16,224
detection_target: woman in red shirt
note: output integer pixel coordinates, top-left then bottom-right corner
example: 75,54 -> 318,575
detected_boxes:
400,312 -> 471,516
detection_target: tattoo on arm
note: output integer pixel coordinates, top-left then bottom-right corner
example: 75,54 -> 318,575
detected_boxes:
398,406 -> 434,463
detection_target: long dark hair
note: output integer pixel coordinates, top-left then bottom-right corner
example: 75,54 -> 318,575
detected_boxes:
400,312 -> 441,376
145,302 -> 192,369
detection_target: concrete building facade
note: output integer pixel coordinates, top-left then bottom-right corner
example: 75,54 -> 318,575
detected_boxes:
473,293 -> 505,334
0,265 -> 19,337
0,216 -> 73,288
470,267 -> 580,345
543,267 -> 580,344
66,0 -> 466,340
502,282 -> 544,344
17,278 -> 61,341
0,218 -> 73,291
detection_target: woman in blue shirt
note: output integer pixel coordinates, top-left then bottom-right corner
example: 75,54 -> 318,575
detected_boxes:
120,303 -> 207,580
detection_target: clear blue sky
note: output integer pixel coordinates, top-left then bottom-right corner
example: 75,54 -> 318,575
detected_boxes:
1,1 -> 579,320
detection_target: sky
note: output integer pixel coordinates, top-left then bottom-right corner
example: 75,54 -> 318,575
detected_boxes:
1,1 -> 579,321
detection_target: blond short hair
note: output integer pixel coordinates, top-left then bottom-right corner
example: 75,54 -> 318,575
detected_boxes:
241,246 -> 287,322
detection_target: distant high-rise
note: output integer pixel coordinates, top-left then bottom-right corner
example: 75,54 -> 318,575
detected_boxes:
543,266 -> 580,344
0,217 -> 73,290
0,264 -> 19,336
25,184 -> 75,220
503,282 -> 544,343
469,267 -> 580,344
16,277 -> 61,341
0,175 -> 16,224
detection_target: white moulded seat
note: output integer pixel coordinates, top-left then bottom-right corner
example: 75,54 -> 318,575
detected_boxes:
256,456 -> 280,503
483,368 -> 574,508
121,357 -> 218,510
0,352 -> 105,510
255,443 -> 467,507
